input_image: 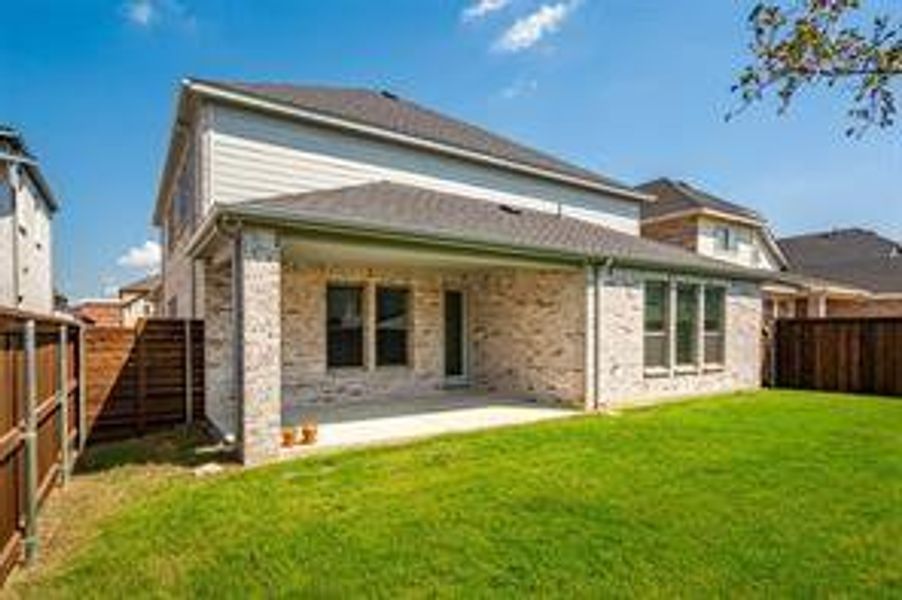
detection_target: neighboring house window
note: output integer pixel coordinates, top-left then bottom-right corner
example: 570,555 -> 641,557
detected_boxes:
675,283 -> 699,366
376,287 -> 410,366
714,226 -> 738,253
643,281 -> 670,369
704,287 -> 726,365
327,285 -> 364,368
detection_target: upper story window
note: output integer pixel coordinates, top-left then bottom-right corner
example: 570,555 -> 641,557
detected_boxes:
714,226 -> 738,253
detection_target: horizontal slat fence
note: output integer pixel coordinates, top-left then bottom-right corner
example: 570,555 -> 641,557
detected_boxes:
0,308 -> 83,586
775,318 -> 902,396
85,319 -> 203,443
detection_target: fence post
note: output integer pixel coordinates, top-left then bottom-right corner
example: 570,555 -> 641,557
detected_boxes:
137,323 -> 147,436
23,319 -> 38,565
184,320 -> 193,425
77,325 -> 87,451
57,325 -> 70,486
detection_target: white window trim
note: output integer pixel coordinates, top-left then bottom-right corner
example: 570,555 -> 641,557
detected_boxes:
643,277 -> 729,378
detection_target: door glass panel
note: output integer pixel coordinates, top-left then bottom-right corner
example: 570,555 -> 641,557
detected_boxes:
444,291 -> 463,377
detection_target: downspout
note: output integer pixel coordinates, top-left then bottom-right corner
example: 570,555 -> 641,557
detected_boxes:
220,215 -> 243,447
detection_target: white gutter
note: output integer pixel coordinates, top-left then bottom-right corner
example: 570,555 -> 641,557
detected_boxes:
184,80 -> 655,204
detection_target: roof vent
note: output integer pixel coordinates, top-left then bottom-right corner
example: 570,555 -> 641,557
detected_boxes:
380,90 -> 399,101
498,204 -> 522,216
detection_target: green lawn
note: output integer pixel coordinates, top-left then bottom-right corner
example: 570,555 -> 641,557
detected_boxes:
11,390 -> 902,598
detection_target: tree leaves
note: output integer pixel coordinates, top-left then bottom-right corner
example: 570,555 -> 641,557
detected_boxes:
732,0 -> 902,136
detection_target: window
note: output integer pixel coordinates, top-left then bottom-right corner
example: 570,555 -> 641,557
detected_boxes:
643,281 -> 669,369
714,226 -> 738,253
327,285 -> 364,368
376,287 -> 410,366
704,287 -> 726,365
675,283 -> 699,366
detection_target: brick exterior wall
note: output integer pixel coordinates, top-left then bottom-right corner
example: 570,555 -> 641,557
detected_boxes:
239,229 -> 282,465
640,216 -> 699,252
468,269 -> 585,402
826,298 -> 902,318
280,264 -> 586,420
598,268 -> 762,408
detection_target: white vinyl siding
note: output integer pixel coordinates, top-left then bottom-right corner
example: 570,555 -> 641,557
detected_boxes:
205,104 -> 641,235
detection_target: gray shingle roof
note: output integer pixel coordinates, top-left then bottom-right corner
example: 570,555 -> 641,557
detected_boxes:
227,181 -> 765,279
195,79 -> 636,195
638,178 -> 763,222
779,228 -> 902,293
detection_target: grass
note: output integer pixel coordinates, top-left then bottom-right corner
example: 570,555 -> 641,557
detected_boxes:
7,390 -> 902,598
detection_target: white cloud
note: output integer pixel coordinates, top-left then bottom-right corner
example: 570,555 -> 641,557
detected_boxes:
463,0 -> 512,21
494,1 -> 578,53
125,0 -> 155,26
117,240 -> 161,272
500,78 -> 539,99
123,0 -> 194,30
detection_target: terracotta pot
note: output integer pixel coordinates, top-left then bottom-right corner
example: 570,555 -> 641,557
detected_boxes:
300,422 -> 318,445
281,428 -> 297,447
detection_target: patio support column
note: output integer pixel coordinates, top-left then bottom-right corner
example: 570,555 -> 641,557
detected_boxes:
235,227 -> 282,465
584,265 -> 597,411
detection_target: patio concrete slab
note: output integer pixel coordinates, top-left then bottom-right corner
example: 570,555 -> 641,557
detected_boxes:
280,393 -> 578,457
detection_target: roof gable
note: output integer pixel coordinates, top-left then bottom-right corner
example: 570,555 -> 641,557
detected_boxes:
638,178 -> 763,223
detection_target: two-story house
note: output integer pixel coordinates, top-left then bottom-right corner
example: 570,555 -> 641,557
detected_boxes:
154,79 -> 766,464
0,126 -> 58,313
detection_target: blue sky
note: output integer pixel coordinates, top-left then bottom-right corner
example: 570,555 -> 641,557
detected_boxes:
2,0 -> 899,300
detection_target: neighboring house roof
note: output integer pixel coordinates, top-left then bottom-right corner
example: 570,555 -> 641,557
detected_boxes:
154,78 -> 651,224
119,273 -> 162,295
779,228 -> 902,294
637,178 -> 763,224
204,181 -> 768,280
0,124 -> 59,212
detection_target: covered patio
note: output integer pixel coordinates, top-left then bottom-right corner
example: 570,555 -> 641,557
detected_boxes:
281,391 -> 578,455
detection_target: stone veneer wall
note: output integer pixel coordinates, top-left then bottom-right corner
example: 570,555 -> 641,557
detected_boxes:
599,268 -> 762,408
280,263 -> 587,416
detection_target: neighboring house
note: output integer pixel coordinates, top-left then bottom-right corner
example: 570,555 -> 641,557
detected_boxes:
154,79 -> 765,464
119,273 -> 161,326
779,228 -> 902,317
0,126 -> 58,313
71,299 -> 123,327
637,178 -> 868,319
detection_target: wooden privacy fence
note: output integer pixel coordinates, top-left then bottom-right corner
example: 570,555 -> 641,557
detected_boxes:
1,308 -> 83,585
85,319 -> 203,442
775,318 -> 902,396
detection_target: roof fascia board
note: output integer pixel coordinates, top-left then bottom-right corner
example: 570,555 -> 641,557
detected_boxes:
643,207 -> 763,228
186,80 -> 654,204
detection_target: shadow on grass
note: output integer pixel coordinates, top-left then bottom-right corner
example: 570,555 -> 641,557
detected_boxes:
75,425 -> 238,475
